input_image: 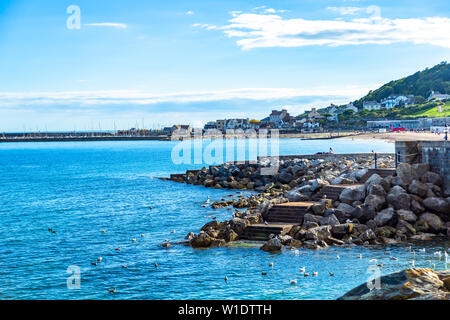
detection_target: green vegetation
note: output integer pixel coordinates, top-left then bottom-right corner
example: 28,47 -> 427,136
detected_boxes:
354,61 -> 450,108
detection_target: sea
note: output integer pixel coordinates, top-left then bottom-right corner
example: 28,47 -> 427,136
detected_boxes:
0,138 -> 448,299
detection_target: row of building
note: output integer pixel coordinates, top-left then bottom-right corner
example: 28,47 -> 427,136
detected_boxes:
363,91 -> 450,111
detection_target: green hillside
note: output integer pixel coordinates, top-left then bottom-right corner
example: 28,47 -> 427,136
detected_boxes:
354,61 -> 450,108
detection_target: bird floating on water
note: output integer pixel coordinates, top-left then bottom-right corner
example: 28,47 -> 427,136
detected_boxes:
390,257 -> 398,261
108,288 -> 117,293
97,257 -> 103,262
154,263 -> 158,268
262,272 -> 267,276
269,262 -> 274,267
329,272 -> 334,276
225,276 -> 228,282
115,247 -> 121,251
434,251 -> 442,259
141,233 -> 145,237
377,263 -> 383,267
419,248 -> 426,253
299,267 -> 306,273
205,196 -> 210,204
312,272 -> 318,276
304,273 -> 310,277
290,280 -> 297,285
384,251 -> 391,256
357,254 -> 362,259
101,230 -> 106,233
122,265 -> 128,269
369,259 -> 377,263
132,238 -> 137,243
91,262 -> 97,266
337,255 -> 340,260
409,260 -> 415,267
171,230 -> 177,234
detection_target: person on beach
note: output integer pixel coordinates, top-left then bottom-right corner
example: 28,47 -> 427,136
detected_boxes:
329,148 -> 334,154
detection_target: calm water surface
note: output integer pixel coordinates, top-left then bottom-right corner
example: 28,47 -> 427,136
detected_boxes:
0,139 -> 448,299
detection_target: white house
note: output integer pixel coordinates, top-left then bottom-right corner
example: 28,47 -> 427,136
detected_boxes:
381,95 -> 414,109
363,101 -> 382,111
428,91 -> 450,101
343,102 -> 358,113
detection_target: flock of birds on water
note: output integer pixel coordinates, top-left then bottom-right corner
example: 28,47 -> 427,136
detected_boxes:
48,195 -> 449,294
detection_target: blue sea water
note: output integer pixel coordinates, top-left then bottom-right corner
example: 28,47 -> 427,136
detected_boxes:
0,139 -> 448,300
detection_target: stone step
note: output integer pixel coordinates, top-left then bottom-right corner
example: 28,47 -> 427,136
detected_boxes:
242,223 -> 293,241
266,202 -> 314,224
311,185 -> 360,201
359,168 -> 396,183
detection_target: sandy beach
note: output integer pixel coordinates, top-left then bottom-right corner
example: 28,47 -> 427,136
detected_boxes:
340,131 -> 447,142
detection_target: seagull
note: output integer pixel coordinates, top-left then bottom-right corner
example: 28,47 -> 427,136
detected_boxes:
115,247 -> 121,251
171,230 -> 177,234
205,196 -> 210,204
154,263 -> 158,268
409,260 -> 415,267
97,257 -> 103,262
132,238 -> 137,243
108,288 -> 117,293
384,251 -> 391,256
312,271 -> 318,276
262,272 -> 267,276
264,221 -> 269,225
390,257 -> 398,261
419,248 -> 426,253
337,255 -> 340,260
290,280 -> 297,285
91,262 -> 97,266
377,263 -> 383,267
141,233 -> 145,237
329,272 -> 334,276
357,254 -> 362,259
369,259 -> 377,263
299,267 -> 306,273
304,273 -> 310,277
269,262 -> 274,267
149,207 -> 153,210
434,251 -> 442,259
225,276 -> 228,282
201,204 -> 208,208
122,265 -> 128,269
101,230 -> 106,233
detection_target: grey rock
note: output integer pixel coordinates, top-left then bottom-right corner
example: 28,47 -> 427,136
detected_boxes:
374,208 -> 397,227
422,197 -> 450,215
260,237 -> 282,252
408,180 -> 428,198
396,209 -> 418,224
418,212 -> 445,233
339,185 -> 366,204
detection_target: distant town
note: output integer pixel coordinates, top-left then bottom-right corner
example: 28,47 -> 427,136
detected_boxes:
1,90 -> 449,142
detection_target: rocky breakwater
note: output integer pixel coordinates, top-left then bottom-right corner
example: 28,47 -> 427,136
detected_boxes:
170,154 -> 393,193
339,268 -> 450,300
186,160 -> 449,250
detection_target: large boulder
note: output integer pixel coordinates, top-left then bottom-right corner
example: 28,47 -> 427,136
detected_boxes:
387,186 -> 411,210
311,199 -> 332,216
364,194 -> 386,211
352,204 -> 376,223
420,171 -> 442,186
325,208 -> 350,223
358,229 -> 376,242
365,173 -> 390,192
396,163 -> 414,185
285,189 -> 309,202
367,184 -> 386,197
338,269 -> 450,300
305,226 -> 332,241
260,237 -> 282,252
374,208 -> 397,227
339,185 -> 366,204
337,203 -> 356,216
396,220 -> 416,237
418,212 -> 445,233
408,180 -> 429,198
278,171 -> 293,184
396,209 -> 418,224
320,214 -> 340,226
331,223 -> 354,237
303,213 -> 322,225
310,178 -> 329,192
191,232 -> 224,248
229,218 -> 249,236
422,197 -> 450,216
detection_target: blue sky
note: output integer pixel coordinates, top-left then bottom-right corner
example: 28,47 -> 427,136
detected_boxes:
0,0 -> 449,131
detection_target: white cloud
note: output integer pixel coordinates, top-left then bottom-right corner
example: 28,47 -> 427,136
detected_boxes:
201,8 -> 450,50
185,11 -> 194,15
327,6 -> 363,15
85,23 -> 127,29
0,86 -> 370,108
